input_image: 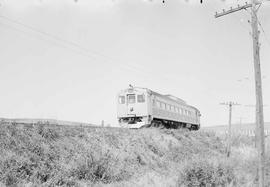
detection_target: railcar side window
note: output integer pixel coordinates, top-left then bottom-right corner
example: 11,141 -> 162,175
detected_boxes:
161,103 -> 165,109
118,96 -> 125,104
137,94 -> 145,103
128,95 -> 136,104
156,101 -> 160,108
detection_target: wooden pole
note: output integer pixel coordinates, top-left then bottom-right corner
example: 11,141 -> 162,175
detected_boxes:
251,0 -> 265,186
220,102 -> 239,157
227,102 -> 232,157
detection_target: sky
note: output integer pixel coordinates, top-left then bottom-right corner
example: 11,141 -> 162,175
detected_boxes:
0,0 -> 269,127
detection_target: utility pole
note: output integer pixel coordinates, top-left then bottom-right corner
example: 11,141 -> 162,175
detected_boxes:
215,1 -> 265,186
238,117 -> 243,125
245,104 -> 268,147
220,102 -> 240,157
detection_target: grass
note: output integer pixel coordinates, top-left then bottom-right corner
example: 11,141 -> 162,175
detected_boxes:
0,122 -> 269,186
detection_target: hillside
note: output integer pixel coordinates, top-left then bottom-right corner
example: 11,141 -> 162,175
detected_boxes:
0,123 -> 270,186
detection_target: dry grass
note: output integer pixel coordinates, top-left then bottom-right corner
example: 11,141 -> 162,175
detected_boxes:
0,123 -> 269,186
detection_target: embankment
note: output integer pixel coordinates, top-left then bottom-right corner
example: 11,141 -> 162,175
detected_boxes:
0,123 -> 267,186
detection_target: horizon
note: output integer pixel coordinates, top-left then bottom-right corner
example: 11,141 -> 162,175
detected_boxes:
1,116 -> 270,128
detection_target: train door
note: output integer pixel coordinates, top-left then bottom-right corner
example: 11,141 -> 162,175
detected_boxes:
127,94 -> 136,115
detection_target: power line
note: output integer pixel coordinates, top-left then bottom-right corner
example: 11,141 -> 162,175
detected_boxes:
0,19 -> 146,77
0,14 -> 175,84
243,7 -> 270,48
257,19 -> 270,48
0,15 -> 124,65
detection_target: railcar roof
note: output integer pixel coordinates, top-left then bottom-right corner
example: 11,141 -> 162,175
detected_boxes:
146,88 -> 200,112
150,90 -> 187,105
133,87 -> 187,105
119,86 -> 200,112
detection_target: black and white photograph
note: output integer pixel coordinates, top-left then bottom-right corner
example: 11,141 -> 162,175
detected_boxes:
0,0 -> 269,186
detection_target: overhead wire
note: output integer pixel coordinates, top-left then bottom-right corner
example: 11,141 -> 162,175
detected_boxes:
0,15 -> 133,69
0,14 -> 174,84
257,19 -> 270,48
242,3 -> 270,48
0,19 -> 149,82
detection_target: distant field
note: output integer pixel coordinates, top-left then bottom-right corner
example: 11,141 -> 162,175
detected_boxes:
0,117 -> 94,127
202,122 -> 270,136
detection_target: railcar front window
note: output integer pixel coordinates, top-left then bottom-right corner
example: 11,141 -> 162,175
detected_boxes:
128,95 -> 136,104
119,96 -> 125,104
137,94 -> 145,103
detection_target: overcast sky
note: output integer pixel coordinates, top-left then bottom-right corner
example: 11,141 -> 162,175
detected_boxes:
0,0 -> 269,126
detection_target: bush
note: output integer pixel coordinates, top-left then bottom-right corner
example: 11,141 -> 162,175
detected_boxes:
230,134 -> 254,147
178,157 -> 236,187
34,122 -> 60,141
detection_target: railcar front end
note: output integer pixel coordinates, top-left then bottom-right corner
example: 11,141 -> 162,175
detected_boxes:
117,87 -> 151,128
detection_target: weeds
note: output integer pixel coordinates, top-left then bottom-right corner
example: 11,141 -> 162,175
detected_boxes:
0,124 -> 266,186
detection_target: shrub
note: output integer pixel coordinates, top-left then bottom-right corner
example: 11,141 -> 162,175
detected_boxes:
68,149 -> 134,184
34,123 -> 60,141
230,134 -> 254,147
178,157 -> 236,187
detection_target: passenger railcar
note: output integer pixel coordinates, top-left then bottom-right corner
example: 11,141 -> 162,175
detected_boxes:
117,86 -> 201,130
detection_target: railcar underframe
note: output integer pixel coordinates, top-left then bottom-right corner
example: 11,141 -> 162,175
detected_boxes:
149,118 -> 199,130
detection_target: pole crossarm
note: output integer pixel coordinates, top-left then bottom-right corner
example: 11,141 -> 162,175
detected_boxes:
220,102 -> 240,106
215,2 -> 260,18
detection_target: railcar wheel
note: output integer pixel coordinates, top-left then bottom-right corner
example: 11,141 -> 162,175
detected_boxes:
149,120 -> 163,128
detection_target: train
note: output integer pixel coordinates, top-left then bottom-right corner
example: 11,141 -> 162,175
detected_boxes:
117,86 -> 201,130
